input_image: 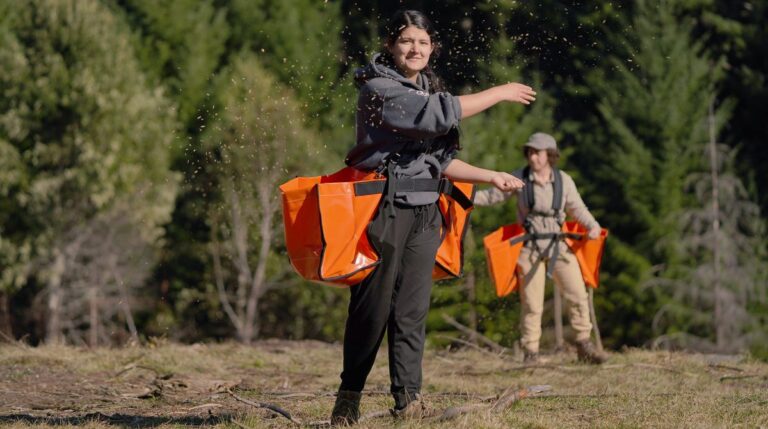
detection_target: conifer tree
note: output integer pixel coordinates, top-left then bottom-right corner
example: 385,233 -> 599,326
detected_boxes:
581,0 -> 734,347
0,0 -> 178,343
588,0 -> 725,263
113,0 -> 229,128
651,102 -> 767,352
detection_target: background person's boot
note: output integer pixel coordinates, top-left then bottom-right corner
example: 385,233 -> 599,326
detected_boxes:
576,340 -> 608,364
330,390 -> 361,426
523,350 -> 540,365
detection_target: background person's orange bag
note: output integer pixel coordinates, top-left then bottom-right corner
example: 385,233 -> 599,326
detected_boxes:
562,221 -> 609,288
280,167 -> 474,286
483,224 -> 527,297
483,221 -> 608,297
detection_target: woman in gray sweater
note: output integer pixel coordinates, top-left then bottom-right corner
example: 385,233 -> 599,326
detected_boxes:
331,9 -> 537,424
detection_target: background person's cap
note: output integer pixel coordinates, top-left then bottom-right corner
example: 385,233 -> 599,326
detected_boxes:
524,132 -> 557,150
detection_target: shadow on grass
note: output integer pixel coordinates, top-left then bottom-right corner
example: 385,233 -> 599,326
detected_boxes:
0,412 -> 238,427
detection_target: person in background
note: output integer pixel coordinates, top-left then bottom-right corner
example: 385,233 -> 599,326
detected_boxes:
474,132 -> 608,365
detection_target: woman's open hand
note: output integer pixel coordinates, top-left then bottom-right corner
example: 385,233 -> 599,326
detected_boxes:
490,172 -> 524,192
496,83 -> 537,105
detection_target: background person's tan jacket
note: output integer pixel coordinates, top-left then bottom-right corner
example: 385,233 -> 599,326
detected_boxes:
474,169 -> 599,257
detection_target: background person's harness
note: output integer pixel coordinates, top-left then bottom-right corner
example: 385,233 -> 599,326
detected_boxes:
512,166 -> 583,278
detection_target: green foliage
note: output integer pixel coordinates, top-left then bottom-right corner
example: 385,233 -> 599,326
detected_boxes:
225,0 -> 355,156
0,0 -> 178,291
0,0 -> 178,344
586,0 -> 725,263
112,0 -> 229,127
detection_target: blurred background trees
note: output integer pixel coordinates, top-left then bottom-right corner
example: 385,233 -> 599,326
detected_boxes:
0,0 -> 178,345
0,0 -> 765,355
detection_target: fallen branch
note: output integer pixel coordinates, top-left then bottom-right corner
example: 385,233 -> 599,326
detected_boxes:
441,313 -> 509,354
434,334 -> 504,357
708,363 -> 744,373
228,388 -> 301,426
275,393 -> 318,399
719,374 -> 764,382
432,385 -> 552,422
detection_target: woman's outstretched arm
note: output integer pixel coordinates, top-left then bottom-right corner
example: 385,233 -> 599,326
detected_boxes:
457,83 -> 537,119
443,159 -> 524,192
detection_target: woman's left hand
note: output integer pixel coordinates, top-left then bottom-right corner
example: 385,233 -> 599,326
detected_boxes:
587,226 -> 602,240
490,172 -> 524,192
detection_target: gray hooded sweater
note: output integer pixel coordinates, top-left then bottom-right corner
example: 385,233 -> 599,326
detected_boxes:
345,53 -> 463,206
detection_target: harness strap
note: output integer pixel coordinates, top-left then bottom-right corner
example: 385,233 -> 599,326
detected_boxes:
510,165 -> 568,277
509,231 -> 584,278
354,178 -> 473,210
512,166 -> 564,214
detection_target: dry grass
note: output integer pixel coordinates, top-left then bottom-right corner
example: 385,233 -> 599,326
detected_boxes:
1,340 -> 766,428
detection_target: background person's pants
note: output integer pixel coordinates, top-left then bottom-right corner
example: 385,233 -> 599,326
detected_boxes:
517,244 -> 593,353
339,201 -> 442,408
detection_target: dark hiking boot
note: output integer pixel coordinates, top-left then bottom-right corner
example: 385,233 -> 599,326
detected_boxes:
523,350 -> 540,365
330,390 -> 361,426
576,340 -> 608,364
390,393 -> 435,420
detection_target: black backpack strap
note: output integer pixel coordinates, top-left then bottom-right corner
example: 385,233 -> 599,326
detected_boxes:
512,166 -> 534,211
551,167 -> 563,213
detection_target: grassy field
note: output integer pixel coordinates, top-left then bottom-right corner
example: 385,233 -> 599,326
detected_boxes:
1,340 -> 766,428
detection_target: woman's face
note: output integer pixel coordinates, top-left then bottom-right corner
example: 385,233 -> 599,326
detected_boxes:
527,148 -> 550,172
388,25 -> 434,80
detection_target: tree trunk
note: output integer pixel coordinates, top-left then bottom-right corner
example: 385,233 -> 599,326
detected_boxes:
0,290 -> 13,341
46,249 -> 66,344
243,181 -> 275,344
89,285 -> 99,347
114,270 -> 139,343
708,99 -> 724,351
466,271 -> 478,345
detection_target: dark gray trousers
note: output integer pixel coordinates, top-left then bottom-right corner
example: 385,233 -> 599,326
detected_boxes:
339,200 -> 442,408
